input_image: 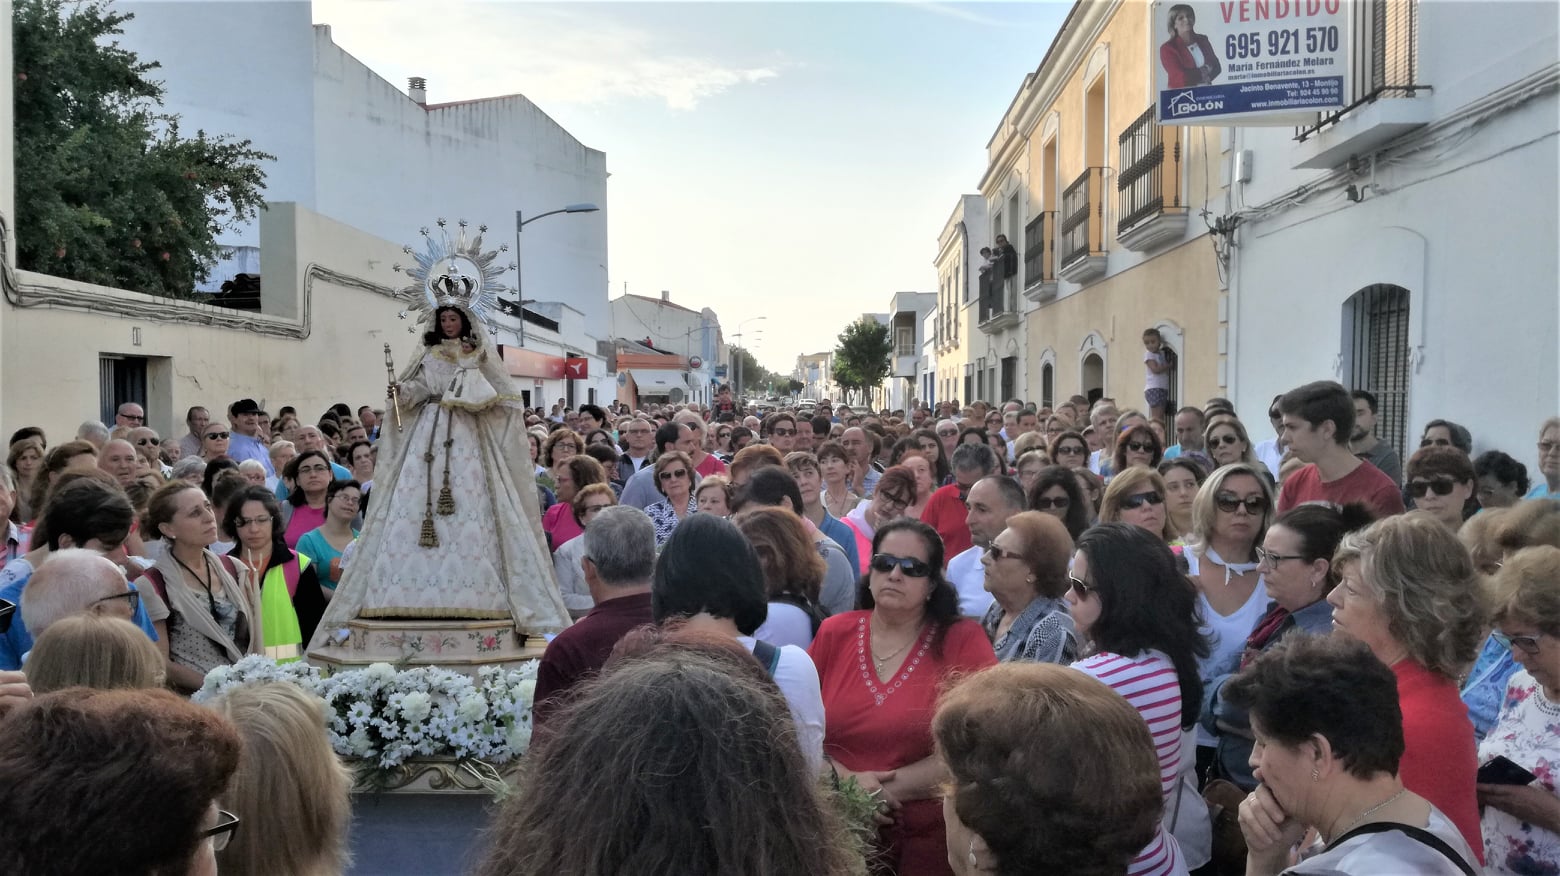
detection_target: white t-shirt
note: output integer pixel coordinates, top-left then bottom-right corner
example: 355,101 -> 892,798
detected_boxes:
737,636 -> 825,772
1145,349 -> 1170,390
1187,548 -> 1268,748
1286,805 -> 1478,875
946,545 -> 995,618
754,601 -> 816,650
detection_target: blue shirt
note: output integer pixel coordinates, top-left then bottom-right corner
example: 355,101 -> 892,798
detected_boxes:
1164,444 -> 1183,459
1526,483 -> 1556,500
818,512 -> 862,577
1461,634 -> 1521,743
227,432 -> 275,475
0,559 -> 160,671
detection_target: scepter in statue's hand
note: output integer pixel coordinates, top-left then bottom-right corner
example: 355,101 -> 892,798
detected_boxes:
384,343 -> 403,432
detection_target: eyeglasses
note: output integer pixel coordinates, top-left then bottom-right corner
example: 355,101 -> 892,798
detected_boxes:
1255,547 -> 1306,567
870,553 -> 933,577
658,468 -> 689,481
91,589 -> 141,613
297,464 -> 331,475
984,544 -> 1022,562
235,514 -> 273,528
1406,478 -> 1459,499
204,432 -> 230,441
1209,434 -> 1242,447
1123,441 -> 1155,454
136,437 -> 160,446
937,430 -> 958,437
201,810 -> 241,851
1068,575 -> 1093,597
120,413 -> 145,422
332,493 -> 361,505
1032,495 -> 1071,511
554,443 -> 579,453
1493,630 -> 1544,657
582,504 -> 613,515
1119,491 -> 1164,510
1541,441 -> 1560,455
771,428 -> 797,436
1420,437 -> 1454,448
1056,444 -> 1087,456
1215,492 -> 1269,514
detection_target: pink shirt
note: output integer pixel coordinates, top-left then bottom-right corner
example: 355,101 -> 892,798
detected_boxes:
543,502 -> 583,550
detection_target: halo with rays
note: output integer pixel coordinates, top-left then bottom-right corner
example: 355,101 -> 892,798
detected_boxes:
391,219 -> 514,334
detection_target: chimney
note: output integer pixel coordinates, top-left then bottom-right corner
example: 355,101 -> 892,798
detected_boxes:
408,77 -> 427,105
660,290 -> 670,302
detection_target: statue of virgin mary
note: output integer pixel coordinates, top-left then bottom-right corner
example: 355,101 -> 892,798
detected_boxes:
309,222 -> 571,648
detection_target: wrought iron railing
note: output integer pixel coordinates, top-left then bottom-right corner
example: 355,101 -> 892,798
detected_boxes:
1060,168 -> 1105,268
1023,212 -> 1055,286
1296,0 -> 1425,141
1117,106 -> 1184,234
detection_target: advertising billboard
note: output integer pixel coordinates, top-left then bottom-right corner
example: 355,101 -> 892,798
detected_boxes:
1153,0 -> 1351,125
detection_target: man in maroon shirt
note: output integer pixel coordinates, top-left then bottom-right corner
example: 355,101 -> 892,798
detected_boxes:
920,442 -> 1000,564
1275,380 -> 1405,518
532,506 -> 656,728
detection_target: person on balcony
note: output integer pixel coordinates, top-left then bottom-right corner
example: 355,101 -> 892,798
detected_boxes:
1160,4 -> 1221,89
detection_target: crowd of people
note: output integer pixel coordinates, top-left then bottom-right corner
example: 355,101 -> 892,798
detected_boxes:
0,376 -> 1557,875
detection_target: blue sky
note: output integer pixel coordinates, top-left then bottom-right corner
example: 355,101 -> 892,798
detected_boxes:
313,1 -> 1071,375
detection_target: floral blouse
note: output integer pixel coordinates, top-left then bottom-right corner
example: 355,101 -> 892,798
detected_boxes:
980,596 -> 1077,664
1478,669 -> 1560,874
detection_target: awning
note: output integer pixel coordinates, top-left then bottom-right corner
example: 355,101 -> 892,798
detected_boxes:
628,369 -> 691,393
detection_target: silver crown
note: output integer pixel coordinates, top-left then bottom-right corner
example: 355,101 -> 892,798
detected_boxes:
392,220 -> 512,334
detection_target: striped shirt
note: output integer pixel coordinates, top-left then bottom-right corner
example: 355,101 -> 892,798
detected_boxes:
1074,649 -> 1188,876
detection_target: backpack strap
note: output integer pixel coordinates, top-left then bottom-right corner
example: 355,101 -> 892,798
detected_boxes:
750,639 -> 782,677
771,592 -> 825,635
1327,822 -> 1477,876
140,567 -> 169,605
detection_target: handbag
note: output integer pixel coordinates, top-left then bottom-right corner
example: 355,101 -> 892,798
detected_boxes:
1202,778 -> 1248,876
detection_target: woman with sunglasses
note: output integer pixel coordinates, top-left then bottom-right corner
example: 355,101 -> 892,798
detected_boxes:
1113,423 -> 1165,481
1100,466 -> 1180,544
1203,501 -> 1374,789
808,518 -> 997,875
1328,514 -> 1488,859
1204,414 -> 1259,470
645,450 -> 698,547
979,510 -> 1078,664
199,423 -> 232,463
1066,523 -> 1211,876
1478,545 -> 1560,873
1048,429 -> 1091,473
1405,446 -> 1476,531
1026,464 -> 1093,541
1181,464 -> 1273,771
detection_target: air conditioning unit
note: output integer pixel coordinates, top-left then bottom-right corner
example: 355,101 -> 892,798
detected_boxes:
668,388 -> 686,403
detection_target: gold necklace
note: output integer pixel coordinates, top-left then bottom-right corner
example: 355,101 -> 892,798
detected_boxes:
1331,787 -> 1407,842
870,625 -> 919,673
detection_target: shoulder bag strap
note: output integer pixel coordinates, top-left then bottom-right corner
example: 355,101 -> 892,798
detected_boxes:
1327,822 -> 1477,876
750,639 -> 781,677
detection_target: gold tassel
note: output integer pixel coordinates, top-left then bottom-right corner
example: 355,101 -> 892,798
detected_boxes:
419,513 -> 439,548
437,480 -> 455,516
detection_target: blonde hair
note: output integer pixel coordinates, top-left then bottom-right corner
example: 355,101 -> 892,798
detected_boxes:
209,682 -> 353,876
1100,466 -> 1179,542
1333,512 -> 1488,680
1186,463 -> 1273,556
1203,415 -> 1259,467
1489,545 -> 1560,635
25,614 -> 165,694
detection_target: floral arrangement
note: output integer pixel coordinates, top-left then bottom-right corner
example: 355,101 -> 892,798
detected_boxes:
194,656 -> 538,770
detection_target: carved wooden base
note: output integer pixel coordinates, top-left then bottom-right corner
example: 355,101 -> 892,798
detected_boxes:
309,617 -> 547,678
352,755 -> 518,796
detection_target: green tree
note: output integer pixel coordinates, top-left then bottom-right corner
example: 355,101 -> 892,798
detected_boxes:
731,346 -> 772,397
12,0 -> 272,298
831,318 -> 892,402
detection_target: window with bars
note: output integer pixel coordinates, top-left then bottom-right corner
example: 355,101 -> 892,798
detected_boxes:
1297,0 -> 1424,141
1041,363 -> 1054,409
1346,284 -> 1412,461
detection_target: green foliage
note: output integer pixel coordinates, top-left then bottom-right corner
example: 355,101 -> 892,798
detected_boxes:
831,318 -> 892,393
731,346 -> 780,396
824,774 -> 881,873
12,0 -> 272,297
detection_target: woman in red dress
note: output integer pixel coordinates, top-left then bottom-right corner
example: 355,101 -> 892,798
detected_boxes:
809,518 -> 997,875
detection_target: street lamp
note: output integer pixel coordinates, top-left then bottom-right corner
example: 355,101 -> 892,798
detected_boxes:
514,203 -> 599,347
732,316 -> 767,401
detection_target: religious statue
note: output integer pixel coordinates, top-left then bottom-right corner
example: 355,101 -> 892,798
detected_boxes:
309,221 -> 571,648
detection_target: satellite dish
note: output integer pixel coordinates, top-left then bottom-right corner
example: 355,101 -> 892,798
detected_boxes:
668,388 -> 686,403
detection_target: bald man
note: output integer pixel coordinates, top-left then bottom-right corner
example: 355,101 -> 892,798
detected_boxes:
19,549 -> 138,642
98,439 -> 141,488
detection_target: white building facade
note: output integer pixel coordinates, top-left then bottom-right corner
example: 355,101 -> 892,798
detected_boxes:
111,1 -> 614,404
934,195 -> 987,406
610,293 -> 726,406
1226,0 -> 1559,464
884,291 -> 936,413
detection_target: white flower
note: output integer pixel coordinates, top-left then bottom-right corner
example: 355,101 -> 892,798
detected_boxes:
457,694 -> 488,722
400,691 -> 432,724
347,728 -> 374,757
364,662 -> 396,684
346,701 -> 373,726
516,678 -> 536,704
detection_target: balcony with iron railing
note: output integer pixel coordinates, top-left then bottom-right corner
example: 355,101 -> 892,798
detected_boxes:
1022,211 -> 1058,303
1116,107 -> 1188,253
1058,167 -> 1107,285
1293,0 -> 1430,169
977,262 -> 1020,334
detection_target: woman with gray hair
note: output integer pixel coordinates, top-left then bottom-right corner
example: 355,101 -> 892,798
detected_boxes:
1327,512 -> 1488,860
170,456 -> 207,486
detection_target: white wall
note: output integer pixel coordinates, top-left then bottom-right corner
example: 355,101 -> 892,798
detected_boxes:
1228,2 -> 1560,457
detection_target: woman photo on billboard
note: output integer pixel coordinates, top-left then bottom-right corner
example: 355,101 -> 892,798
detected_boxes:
1161,4 -> 1222,88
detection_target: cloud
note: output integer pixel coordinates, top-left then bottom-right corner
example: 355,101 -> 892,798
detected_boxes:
314,1 -> 779,110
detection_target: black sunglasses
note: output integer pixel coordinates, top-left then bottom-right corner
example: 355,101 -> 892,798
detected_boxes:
1032,496 -> 1071,510
136,437 -> 160,446
1208,434 -> 1242,447
205,432 -> 230,440
1056,444 -> 1087,455
1407,478 -> 1459,498
658,468 -> 690,481
1123,441 -> 1155,454
1119,491 -> 1164,510
1215,492 -> 1269,514
1068,575 -> 1092,597
871,553 -> 932,578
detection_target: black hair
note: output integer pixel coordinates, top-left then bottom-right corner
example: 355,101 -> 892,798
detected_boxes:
200,457 -> 239,500
1350,389 -> 1378,413
221,485 -> 286,543
911,428 -> 952,484
578,404 -> 607,427
654,422 -> 684,455
856,518 -> 962,658
1025,465 -> 1092,541
651,514 -> 768,636
735,467 -> 805,516
1075,523 -> 1209,729
810,416 -> 832,437
42,480 -> 133,551
422,306 -> 475,347
328,403 -> 352,420
283,450 -> 335,508
1277,381 -> 1354,446
1474,450 -> 1530,495
325,478 -> 363,504
1269,502 -> 1375,591
1420,419 -> 1474,454
8,427 -> 45,447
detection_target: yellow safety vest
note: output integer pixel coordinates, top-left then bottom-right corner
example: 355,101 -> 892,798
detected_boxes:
258,556 -> 307,663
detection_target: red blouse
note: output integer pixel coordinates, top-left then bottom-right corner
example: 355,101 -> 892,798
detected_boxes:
810,611 -> 997,876
1393,658 -> 1484,863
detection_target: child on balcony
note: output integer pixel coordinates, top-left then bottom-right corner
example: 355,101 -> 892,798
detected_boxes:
1143,327 -> 1170,422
